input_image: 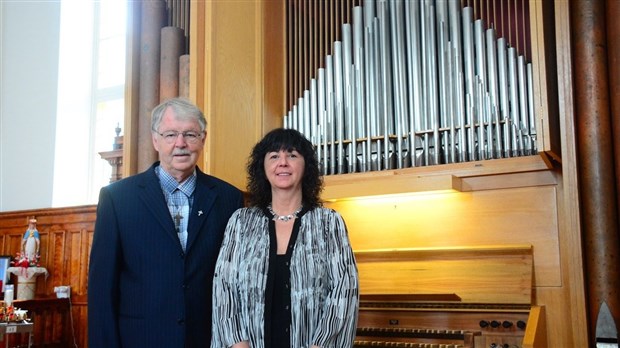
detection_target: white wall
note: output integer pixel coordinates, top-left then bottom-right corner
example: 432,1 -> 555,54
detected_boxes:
0,2 -> 61,212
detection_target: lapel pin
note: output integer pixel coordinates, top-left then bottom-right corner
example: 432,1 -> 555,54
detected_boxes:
198,210 -> 203,216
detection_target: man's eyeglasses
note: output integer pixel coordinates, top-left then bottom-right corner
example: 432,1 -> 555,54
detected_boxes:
157,131 -> 204,144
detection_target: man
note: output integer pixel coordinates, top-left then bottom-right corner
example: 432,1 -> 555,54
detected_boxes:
88,97 -> 244,348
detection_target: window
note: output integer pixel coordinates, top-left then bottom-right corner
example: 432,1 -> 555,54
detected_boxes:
53,0 -> 126,207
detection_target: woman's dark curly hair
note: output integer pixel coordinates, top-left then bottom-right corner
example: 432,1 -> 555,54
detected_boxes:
246,128 -> 323,209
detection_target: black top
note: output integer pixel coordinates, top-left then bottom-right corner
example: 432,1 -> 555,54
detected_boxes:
270,254 -> 292,348
263,208 -> 306,348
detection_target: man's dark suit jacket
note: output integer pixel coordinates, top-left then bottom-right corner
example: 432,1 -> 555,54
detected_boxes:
87,163 -> 244,348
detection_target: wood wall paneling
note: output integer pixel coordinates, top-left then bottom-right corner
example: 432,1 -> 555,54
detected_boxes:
197,1 -> 265,189
0,206 -> 95,348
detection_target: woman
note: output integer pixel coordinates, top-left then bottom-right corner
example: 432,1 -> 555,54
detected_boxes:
211,128 -> 359,348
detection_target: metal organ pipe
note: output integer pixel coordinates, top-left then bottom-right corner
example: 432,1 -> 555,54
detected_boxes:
405,0 -> 423,167
377,0 -> 394,171
353,6 -> 368,172
342,24 -> 356,173
486,27 -> 502,159
284,0 -> 537,176
333,41 -> 346,174
448,0 -> 466,164
507,46 -> 520,157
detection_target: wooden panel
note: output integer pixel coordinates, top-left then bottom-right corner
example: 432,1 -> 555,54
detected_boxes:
0,205 -> 95,348
199,1 -> 264,188
327,183 -> 560,288
355,245 -> 533,304
523,306 -> 547,348
195,1 -> 372,188
529,0 -> 561,161
323,155 -> 551,200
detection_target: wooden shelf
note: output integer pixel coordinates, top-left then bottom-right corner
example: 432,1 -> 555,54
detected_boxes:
322,154 -> 553,201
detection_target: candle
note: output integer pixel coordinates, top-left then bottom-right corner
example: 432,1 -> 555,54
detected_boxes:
4,287 -> 13,307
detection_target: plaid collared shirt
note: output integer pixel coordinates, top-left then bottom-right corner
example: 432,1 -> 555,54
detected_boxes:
156,166 -> 196,251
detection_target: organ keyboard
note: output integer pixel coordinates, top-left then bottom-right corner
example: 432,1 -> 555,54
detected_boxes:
353,246 -> 547,348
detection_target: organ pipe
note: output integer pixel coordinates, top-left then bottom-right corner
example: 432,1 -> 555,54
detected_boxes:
284,0 -> 535,175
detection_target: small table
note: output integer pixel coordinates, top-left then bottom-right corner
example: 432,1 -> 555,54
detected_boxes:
0,322 -> 33,348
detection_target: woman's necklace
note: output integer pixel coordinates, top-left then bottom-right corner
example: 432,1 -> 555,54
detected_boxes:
268,204 -> 303,222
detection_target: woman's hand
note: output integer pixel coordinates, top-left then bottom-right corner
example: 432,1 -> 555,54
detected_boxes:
231,341 -> 250,348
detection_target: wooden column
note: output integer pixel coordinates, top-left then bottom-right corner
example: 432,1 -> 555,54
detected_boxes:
160,26 -> 185,102
137,0 -> 166,173
571,0 -> 620,345
608,0 -> 620,231
179,54 -> 190,98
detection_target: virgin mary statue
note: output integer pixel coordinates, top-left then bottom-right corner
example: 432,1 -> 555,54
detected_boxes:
22,218 -> 40,262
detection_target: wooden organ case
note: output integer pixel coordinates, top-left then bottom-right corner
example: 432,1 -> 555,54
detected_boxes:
353,245 -> 546,348
281,2 -> 555,342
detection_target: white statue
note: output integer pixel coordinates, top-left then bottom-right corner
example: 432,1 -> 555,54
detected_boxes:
21,218 -> 40,262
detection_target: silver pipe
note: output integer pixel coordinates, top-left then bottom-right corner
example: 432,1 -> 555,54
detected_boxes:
517,54 -> 530,156
364,0 -> 375,30
527,62 -> 537,153
390,0 -> 407,169
486,27 -> 502,159
476,80 -> 485,160
484,92 -> 494,159
317,68 -> 328,175
507,46 -> 520,157
378,0 -> 393,170
303,91 -> 311,140
342,23 -> 356,173
292,104 -> 298,132
462,6 -> 475,161
474,19 -> 487,92
405,0 -> 423,167
363,0 -> 377,171
369,19 -> 382,171
310,78 -> 319,162
474,19 -> 487,160
429,0 -> 440,165
448,0 -> 466,163
448,0 -> 467,162
437,0 -> 449,164
364,25 -> 376,171
297,94 -> 304,135
325,55 -> 336,174
446,32 -> 456,163
353,6 -> 367,172
419,1 -> 430,165
497,37 -> 511,157
333,41 -> 346,174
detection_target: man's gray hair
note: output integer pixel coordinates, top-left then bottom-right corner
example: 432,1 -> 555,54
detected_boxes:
151,97 -> 207,133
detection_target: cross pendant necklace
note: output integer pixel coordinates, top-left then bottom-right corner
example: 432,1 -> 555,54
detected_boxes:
174,210 -> 183,233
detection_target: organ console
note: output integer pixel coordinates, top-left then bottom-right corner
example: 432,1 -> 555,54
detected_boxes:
353,245 -> 547,348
